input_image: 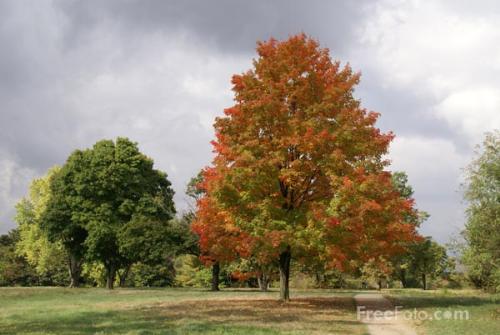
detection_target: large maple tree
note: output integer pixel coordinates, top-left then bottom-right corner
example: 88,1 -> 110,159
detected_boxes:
195,34 -> 419,300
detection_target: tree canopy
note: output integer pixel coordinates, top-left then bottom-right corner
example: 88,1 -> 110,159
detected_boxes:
462,130 -> 499,291
15,166 -> 67,284
194,34 -> 420,300
42,137 -> 176,288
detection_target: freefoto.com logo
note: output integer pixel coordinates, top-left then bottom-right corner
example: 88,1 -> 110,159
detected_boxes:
357,306 -> 470,321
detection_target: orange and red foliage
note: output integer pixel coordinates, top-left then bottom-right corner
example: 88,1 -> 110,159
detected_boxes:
193,34 -> 420,274
191,168 -> 254,266
323,169 -> 421,271
230,270 -> 258,282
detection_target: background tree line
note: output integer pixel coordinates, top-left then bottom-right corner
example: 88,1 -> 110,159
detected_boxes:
1,138 -> 200,288
0,137 -> 454,291
1,134 -> 497,292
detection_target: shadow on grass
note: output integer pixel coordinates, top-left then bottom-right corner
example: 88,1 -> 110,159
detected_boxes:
1,297 -> 364,335
386,292 -> 498,309
1,311 -> 289,335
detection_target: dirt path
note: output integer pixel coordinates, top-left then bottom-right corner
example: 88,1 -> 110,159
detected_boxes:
354,293 -> 417,335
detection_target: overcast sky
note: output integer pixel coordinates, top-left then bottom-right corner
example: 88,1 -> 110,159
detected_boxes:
1,0 -> 499,243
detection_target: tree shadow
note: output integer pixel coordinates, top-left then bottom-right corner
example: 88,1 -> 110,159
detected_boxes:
385,293 -> 498,309
156,297 -> 363,333
1,297 -> 366,335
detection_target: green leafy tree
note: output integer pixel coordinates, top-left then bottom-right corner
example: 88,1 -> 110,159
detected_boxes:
361,257 -> 393,290
409,237 -> 449,290
81,262 -> 106,287
174,254 -> 212,287
127,261 -> 176,287
43,138 -> 175,289
117,215 -> 197,287
117,182 -> 200,288
41,162 -> 88,287
0,229 -> 38,286
392,172 -> 414,199
391,171 -> 430,226
15,167 -> 68,285
462,131 -> 500,291
186,171 -> 204,206
390,171 -> 429,287
168,215 -> 199,257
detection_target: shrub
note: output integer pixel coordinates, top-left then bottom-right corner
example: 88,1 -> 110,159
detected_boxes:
174,254 -> 211,288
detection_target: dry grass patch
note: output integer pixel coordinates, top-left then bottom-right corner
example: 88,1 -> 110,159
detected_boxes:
155,297 -> 366,334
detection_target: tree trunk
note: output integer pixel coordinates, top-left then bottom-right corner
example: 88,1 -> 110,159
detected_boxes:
378,279 -> 382,290
118,265 -> 131,287
106,264 -> 116,290
314,272 -> 322,287
422,273 -> 427,290
279,246 -> 291,301
258,271 -> 269,291
211,262 -> 220,291
68,254 -> 82,288
400,268 -> 407,288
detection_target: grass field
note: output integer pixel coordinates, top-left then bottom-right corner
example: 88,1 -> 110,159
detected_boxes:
0,287 -> 498,335
0,287 -> 368,335
385,289 -> 500,335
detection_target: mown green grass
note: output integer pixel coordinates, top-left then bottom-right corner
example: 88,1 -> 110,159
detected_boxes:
385,289 -> 500,335
0,287 -> 367,335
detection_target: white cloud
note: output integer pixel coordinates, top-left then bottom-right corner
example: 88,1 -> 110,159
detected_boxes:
389,136 -> 467,188
435,87 -> 500,141
389,135 -> 469,242
358,0 -> 500,142
355,0 -> 500,241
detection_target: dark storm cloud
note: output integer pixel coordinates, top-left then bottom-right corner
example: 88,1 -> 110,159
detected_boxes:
57,0 -> 370,55
56,0 -> 461,143
0,0 -> 375,233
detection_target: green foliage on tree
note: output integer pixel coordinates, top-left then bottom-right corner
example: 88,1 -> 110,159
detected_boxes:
15,167 -> 68,285
41,156 -> 89,287
168,215 -> 199,257
462,131 -> 500,291
0,229 -> 38,286
391,171 -> 414,199
118,217 -> 174,266
174,254 -> 212,287
391,171 -> 430,226
42,137 -> 176,289
126,261 -> 176,287
408,237 -> 450,290
186,171 -> 204,204
81,262 -> 107,287
389,171 -> 433,288
361,257 -> 393,290
118,215 -> 199,287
